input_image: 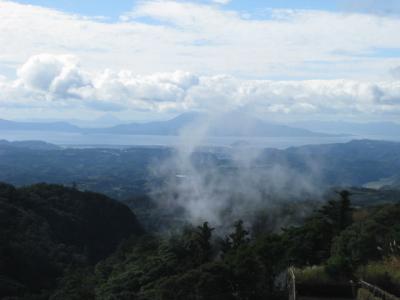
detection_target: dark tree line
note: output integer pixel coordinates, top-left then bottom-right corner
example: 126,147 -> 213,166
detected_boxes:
1,183 -> 400,299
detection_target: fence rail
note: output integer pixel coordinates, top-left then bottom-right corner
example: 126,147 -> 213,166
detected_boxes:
358,280 -> 399,300
286,267 -> 399,300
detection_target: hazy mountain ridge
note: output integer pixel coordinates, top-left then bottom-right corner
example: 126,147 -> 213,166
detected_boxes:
0,139 -> 61,150
293,120 -> 400,137
0,113 -> 334,137
0,119 -> 81,132
6,114 -> 400,138
0,139 -> 399,201
277,139 -> 400,186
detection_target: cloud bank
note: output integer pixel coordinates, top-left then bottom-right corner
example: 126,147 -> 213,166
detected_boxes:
0,53 -> 399,121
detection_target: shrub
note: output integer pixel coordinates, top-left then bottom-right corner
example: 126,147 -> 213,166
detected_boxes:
294,266 -> 333,285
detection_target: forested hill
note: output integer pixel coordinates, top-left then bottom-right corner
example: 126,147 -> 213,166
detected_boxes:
1,139 -> 400,200
0,183 -> 143,299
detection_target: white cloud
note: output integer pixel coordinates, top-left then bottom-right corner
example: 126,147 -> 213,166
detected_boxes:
1,1 -> 400,120
1,53 -> 400,121
17,54 -> 88,98
0,1 -> 400,79
391,66 -> 400,79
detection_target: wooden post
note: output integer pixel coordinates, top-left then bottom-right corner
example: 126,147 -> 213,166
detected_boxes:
288,267 -> 296,300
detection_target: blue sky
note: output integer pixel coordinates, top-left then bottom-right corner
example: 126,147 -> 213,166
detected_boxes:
12,0 -> 341,19
0,0 -> 400,121
13,0 -> 135,20
13,0 -> 400,20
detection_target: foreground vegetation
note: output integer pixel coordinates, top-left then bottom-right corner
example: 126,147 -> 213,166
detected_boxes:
0,183 -> 143,299
1,183 -> 400,299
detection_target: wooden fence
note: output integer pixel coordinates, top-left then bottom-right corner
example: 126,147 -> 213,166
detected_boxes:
286,267 -> 399,300
358,280 -> 399,300
287,267 -> 296,300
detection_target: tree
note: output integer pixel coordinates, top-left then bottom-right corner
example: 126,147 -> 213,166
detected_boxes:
229,220 -> 250,250
194,222 -> 215,263
282,190 -> 354,267
318,190 -> 353,234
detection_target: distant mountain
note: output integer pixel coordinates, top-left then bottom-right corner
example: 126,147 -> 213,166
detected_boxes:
205,112 -> 333,137
0,119 -> 80,132
292,121 -> 400,137
14,114 -> 125,128
96,112 -> 201,135
263,139 -> 400,187
0,113 -> 336,137
0,139 -> 60,150
3,115 -> 400,138
95,112 -> 333,137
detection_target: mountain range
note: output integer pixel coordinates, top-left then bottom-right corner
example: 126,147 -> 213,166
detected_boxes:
4,113 -> 400,138
293,120 -> 400,137
0,113 -> 333,137
1,138 -> 399,200
0,139 -> 61,150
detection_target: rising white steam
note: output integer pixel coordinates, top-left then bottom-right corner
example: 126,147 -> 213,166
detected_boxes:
149,113 -> 323,231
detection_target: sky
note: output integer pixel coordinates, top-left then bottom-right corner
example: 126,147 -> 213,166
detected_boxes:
0,0 -> 400,122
